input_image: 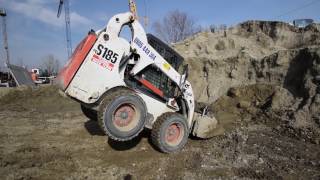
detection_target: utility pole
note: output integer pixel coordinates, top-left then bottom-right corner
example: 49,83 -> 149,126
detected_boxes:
57,0 -> 72,59
0,8 -> 10,66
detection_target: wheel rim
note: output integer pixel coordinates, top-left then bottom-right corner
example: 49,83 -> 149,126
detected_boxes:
165,123 -> 184,146
113,103 -> 140,132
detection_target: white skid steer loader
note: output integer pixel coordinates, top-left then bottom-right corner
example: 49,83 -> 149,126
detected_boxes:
58,12 -> 217,153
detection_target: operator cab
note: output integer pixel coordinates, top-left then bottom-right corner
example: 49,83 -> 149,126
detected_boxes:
143,34 -> 184,97
125,34 -> 184,101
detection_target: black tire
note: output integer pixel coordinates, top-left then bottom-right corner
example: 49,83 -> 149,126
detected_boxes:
98,88 -> 147,141
151,112 -> 189,153
81,104 -> 98,121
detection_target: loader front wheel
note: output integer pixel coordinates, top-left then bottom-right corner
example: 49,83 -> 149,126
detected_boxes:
151,113 -> 189,153
98,88 -> 147,141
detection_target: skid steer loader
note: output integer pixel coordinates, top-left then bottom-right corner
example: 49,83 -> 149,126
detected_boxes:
58,11 -> 217,153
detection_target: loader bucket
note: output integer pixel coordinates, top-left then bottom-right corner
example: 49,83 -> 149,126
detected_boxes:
57,32 -> 97,90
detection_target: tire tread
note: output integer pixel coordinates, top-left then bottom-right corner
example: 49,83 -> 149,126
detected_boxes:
151,112 -> 188,153
98,88 -> 146,141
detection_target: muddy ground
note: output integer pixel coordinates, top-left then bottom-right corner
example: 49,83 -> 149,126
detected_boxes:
0,86 -> 319,180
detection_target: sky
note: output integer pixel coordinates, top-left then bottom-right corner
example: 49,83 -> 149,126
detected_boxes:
0,0 -> 319,70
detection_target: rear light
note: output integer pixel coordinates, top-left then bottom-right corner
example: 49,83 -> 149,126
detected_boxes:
57,32 -> 97,90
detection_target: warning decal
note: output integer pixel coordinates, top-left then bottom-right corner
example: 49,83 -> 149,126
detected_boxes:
91,54 -> 114,71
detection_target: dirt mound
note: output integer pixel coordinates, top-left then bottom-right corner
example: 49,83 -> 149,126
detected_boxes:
174,21 -> 320,60
174,20 -> 320,144
174,21 -> 320,102
210,84 -> 320,143
184,47 -> 320,104
237,21 -> 320,49
0,85 -> 78,113
0,87 -> 11,99
174,21 -> 320,105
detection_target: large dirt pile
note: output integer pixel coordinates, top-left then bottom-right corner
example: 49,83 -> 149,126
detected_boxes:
175,21 -> 320,61
174,21 -> 320,137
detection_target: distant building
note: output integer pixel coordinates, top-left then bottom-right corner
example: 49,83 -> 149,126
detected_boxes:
293,19 -> 314,28
0,71 -> 12,87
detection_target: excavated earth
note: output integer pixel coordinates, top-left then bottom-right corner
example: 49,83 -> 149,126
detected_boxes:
1,21 -> 320,179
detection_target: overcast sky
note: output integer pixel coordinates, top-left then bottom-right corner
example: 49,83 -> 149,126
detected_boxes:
0,0 -> 319,70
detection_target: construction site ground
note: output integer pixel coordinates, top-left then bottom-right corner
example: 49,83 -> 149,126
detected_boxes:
0,86 -> 319,180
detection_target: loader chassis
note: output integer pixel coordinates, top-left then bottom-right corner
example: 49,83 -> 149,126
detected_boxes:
58,12 -> 196,153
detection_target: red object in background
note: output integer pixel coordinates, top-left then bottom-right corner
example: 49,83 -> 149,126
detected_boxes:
31,73 -> 37,81
58,33 -> 97,90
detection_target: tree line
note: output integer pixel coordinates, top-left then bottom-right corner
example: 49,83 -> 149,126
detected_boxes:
152,10 -> 228,43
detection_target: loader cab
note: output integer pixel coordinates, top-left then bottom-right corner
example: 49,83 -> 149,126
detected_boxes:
146,34 -> 183,70
143,34 -> 184,97
126,34 -> 184,101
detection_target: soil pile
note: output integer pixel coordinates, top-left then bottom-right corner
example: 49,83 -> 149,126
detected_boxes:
174,21 -> 320,103
174,21 -> 320,137
0,85 -> 78,113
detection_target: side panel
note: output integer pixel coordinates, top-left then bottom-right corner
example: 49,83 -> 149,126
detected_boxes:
65,33 -> 130,104
58,34 -> 97,90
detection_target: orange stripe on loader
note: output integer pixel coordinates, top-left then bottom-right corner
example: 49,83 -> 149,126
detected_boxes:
138,78 -> 164,98
58,33 -> 97,90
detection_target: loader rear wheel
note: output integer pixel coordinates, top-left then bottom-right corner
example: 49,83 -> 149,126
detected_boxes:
81,104 -> 97,121
98,88 -> 147,141
151,113 -> 189,153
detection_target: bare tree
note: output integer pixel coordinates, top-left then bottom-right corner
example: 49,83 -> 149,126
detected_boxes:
218,24 -> 227,37
219,24 -> 227,31
41,54 -> 60,76
210,24 -> 217,33
153,10 -> 198,43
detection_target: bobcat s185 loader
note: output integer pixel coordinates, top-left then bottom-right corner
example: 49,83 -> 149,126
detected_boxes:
58,11 -> 217,153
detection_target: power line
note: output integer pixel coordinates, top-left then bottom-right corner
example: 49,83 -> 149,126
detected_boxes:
274,0 -> 320,19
